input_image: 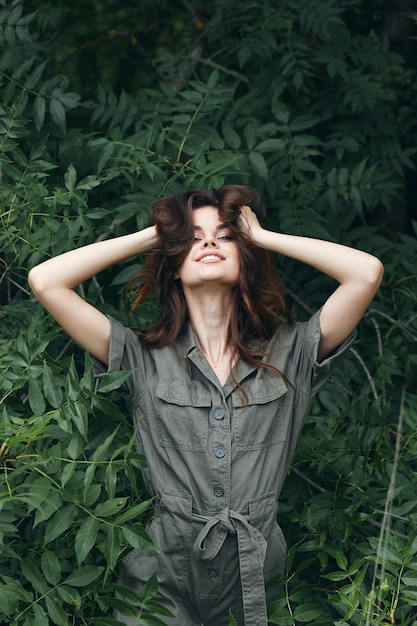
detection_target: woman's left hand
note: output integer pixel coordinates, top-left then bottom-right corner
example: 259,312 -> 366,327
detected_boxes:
239,205 -> 264,243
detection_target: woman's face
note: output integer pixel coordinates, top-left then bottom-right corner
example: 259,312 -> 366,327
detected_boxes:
175,206 -> 240,290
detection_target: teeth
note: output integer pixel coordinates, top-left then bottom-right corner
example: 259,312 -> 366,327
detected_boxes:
200,255 -> 221,261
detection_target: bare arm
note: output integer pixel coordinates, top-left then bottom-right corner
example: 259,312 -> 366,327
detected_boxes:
240,206 -> 384,361
28,226 -> 160,364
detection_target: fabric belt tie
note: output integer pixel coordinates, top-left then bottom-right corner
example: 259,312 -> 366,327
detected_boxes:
192,508 -> 268,626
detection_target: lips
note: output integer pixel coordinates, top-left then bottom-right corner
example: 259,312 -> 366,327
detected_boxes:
196,253 -> 225,262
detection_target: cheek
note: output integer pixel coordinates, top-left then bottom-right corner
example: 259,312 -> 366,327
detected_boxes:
173,250 -> 193,280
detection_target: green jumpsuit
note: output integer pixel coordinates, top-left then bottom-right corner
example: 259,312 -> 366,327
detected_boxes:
94,309 -> 356,625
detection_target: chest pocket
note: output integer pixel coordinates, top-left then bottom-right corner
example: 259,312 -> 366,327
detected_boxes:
155,380 -> 211,451
233,375 -> 288,450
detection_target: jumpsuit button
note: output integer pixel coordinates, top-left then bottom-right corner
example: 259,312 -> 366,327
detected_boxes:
213,486 -> 224,497
214,408 -> 225,420
214,447 -> 226,458
207,567 -> 218,577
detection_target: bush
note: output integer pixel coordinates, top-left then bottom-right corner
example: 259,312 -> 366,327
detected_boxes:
1,0 -> 417,623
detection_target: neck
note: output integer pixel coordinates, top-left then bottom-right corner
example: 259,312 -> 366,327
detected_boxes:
184,287 -> 236,372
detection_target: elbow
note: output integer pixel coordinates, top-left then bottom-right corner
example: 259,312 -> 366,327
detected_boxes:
370,256 -> 384,287
364,255 -> 384,294
28,266 -> 46,298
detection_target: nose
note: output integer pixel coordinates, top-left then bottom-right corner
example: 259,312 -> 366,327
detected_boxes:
203,238 -> 218,248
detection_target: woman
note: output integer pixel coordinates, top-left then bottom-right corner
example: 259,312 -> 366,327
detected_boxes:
28,185 -> 383,626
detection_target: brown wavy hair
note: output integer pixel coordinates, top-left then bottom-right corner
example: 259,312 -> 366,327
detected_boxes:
125,184 -> 292,368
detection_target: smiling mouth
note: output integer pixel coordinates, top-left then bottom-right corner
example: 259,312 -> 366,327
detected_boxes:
197,254 -> 225,262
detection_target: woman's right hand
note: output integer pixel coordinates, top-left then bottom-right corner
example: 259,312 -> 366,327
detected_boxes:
28,226 -> 160,364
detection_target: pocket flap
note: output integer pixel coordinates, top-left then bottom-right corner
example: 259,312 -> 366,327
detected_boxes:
233,374 -> 287,407
156,380 -> 212,407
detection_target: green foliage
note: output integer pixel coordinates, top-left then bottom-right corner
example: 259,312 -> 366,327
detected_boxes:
1,0 -> 417,623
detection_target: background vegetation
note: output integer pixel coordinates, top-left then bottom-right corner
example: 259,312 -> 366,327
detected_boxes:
1,0 -> 417,624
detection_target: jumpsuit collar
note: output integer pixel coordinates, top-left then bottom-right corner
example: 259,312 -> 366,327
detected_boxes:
177,322 -> 260,387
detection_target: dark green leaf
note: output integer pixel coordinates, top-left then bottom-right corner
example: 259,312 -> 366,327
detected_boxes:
75,517 -> 99,565
41,549 -> 61,586
249,151 -> 268,179
98,370 -> 132,393
50,97 -> 66,133
28,374 -> 46,415
43,361 -> 63,408
64,565 -> 104,587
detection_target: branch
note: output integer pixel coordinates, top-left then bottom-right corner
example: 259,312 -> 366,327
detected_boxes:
366,308 -> 417,342
350,347 -> 380,405
196,57 -> 249,83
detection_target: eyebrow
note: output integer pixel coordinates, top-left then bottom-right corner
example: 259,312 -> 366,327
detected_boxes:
193,224 -> 230,231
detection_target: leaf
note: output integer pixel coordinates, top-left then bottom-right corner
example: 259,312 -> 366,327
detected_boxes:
68,432 -> 84,459
338,167 -> 349,186
103,526 -> 122,569
56,584 -> 82,608
61,462 -> 76,487
66,356 -> 80,401
122,524 -> 156,551
71,400 -> 88,440
30,135 -> 48,161
89,617 -> 133,626
272,104 -> 289,124
222,122 -> 241,150
64,164 -> 77,191
43,361 -> 63,408
207,69 -> 219,89
45,594 -> 68,626
95,498 -> 128,517
249,150 -> 268,179
54,406 -> 73,435
98,370 -> 132,393
75,517 -> 99,565
142,571 -> 159,602
41,549 -> 62,586
57,91 -> 80,108
322,571 -> 349,581
64,565 -> 104,587
32,604 -> 49,626
266,606 -> 294,625
105,463 -> 117,499
351,157 -> 368,184
50,98 -> 66,133
92,428 -> 120,461
44,504 -> 77,545
21,560 -> 48,594
290,115 -> 321,132
244,122 -> 258,149
228,610 -> 238,626
25,60 -> 47,89
28,374 -> 46,415
116,499 -> 154,525
256,138 -> 286,153
84,482 -> 102,507
335,550 -> 348,570
76,175 -> 101,190
7,2 -> 23,25
293,604 -> 324,622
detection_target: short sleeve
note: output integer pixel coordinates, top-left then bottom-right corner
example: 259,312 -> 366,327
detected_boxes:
302,308 -> 357,395
92,316 -> 155,396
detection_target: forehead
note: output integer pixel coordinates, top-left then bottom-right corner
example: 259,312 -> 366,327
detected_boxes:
191,205 -> 222,226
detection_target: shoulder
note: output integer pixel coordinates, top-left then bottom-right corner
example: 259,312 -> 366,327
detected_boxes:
268,311 -> 318,350
267,309 -> 356,393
